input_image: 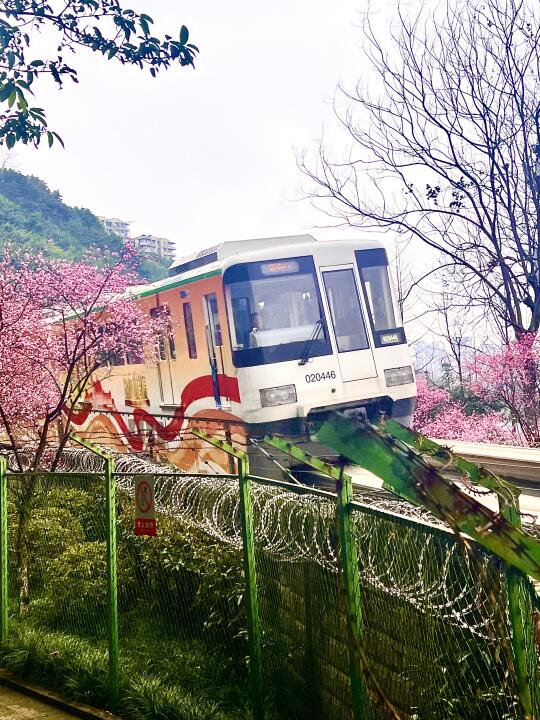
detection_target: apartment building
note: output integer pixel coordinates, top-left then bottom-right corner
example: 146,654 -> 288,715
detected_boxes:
132,234 -> 176,261
98,216 -> 132,240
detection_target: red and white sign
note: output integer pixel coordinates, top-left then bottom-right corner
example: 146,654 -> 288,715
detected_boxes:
135,475 -> 157,536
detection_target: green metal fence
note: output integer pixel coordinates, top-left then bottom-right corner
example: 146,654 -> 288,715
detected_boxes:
0,433 -> 539,719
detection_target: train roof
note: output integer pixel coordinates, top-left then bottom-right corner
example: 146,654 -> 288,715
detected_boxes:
168,234 -> 316,277
135,234 -> 387,299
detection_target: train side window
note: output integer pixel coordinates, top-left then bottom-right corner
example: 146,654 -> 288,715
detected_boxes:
150,305 -> 176,360
205,293 -> 222,347
126,341 -> 144,365
183,302 -> 197,359
108,351 -> 126,366
355,249 -> 397,331
323,269 -> 369,352
360,265 -> 397,331
168,331 -> 176,360
355,248 -> 406,347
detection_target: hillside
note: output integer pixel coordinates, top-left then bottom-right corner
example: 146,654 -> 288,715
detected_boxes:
0,170 -> 169,282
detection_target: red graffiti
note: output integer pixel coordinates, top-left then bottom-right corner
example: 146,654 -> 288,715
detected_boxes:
69,374 -> 240,451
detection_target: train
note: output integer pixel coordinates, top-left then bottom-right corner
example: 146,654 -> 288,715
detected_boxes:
71,234 -> 416,472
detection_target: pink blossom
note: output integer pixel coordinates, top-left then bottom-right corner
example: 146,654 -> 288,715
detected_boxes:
468,333 -> 540,446
0,247 -> 158,469
413,375 -> 517,444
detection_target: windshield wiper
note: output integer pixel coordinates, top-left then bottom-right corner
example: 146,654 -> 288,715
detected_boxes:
298,318 -> 323,366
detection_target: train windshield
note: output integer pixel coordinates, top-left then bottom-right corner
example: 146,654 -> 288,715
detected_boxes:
224,256 -> 332,367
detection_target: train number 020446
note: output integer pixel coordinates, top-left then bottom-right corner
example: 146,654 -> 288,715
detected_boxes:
305,370 -> 337,383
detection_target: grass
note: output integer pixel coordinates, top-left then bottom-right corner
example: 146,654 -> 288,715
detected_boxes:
0,620 -> 251,720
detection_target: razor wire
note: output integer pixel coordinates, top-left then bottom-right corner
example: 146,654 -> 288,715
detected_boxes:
55,446 -> 340,568
50,444 -> 522,641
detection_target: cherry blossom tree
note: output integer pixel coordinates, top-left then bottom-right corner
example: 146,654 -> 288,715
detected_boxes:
469,333 -> 540,446
413,374 -> 517,445
414,332 -> 540,446
0,247 -> 157,470
0,246 -> 160,611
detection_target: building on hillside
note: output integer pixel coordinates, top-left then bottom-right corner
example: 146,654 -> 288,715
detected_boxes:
132,234 -> 176,261
98,216 -> 132,240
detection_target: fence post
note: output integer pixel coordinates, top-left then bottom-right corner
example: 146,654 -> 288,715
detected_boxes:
190,428 -> 264,720
238,456 -> 264,720
263,436 -> 370,719
70,435 -> 118,710
336,464 -> 370,720
501,498 -> 539,719
0,457 -> 7,644
105,455 -> 119,710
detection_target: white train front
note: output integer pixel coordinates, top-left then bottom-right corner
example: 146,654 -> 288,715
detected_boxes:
72,235 -> 417,472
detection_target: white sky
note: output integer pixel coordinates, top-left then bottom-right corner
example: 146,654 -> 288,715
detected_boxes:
8,1 -> 384,260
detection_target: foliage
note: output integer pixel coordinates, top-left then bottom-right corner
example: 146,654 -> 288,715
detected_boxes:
0,1 -> 198,149
39,485 -> 106,540
1,477 -> 251,719
27,507 -> 84,569
0,245 -> 160,469
470,333 -> 540,446
0,624 -> 249,719
43,540 -> 136,631
413,375 -> 517,444
116,502 -> 246,650
302,0 -> 540,336
0,169 -> 169,281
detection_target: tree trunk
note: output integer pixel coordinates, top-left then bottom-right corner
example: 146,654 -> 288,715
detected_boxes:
15,476 -> 38,614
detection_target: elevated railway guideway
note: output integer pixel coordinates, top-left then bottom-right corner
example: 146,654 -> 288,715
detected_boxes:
346,435 -> 540,524
431,439 -> 540,487
428,439 -> 540,525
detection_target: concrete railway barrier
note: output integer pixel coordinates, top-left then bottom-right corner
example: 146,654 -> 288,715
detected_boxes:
431,438 -> 540,486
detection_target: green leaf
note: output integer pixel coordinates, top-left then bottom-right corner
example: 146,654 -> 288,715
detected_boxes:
47,131 -> 53,148
16,92 -> 28,112
139,17 -> 150,36
0,85 -> 12,102
52,131 -> 65,149
179,25 -> 189,45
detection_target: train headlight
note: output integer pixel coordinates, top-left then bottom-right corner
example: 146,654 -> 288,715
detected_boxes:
384,366 -> 414,387
260,385 -> 297,407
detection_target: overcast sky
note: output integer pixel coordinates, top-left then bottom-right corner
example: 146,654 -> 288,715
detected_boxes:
7,1 -> 383,260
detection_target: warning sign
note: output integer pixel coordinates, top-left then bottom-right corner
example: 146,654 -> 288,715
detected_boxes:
135,475 -> 157,536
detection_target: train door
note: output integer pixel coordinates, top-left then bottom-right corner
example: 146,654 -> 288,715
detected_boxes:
150,306 -> 176,405
320,266 -> 377,382
203,293 -> 224,407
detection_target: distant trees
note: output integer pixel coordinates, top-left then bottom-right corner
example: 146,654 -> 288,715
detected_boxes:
0,169 -> 169,281
0,1 -> 199,148
413,375 -> 516,444
469,333 -> 540,445
302,0 -> 540,338
413,332 -> 540,446
0,247 -> 158,470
